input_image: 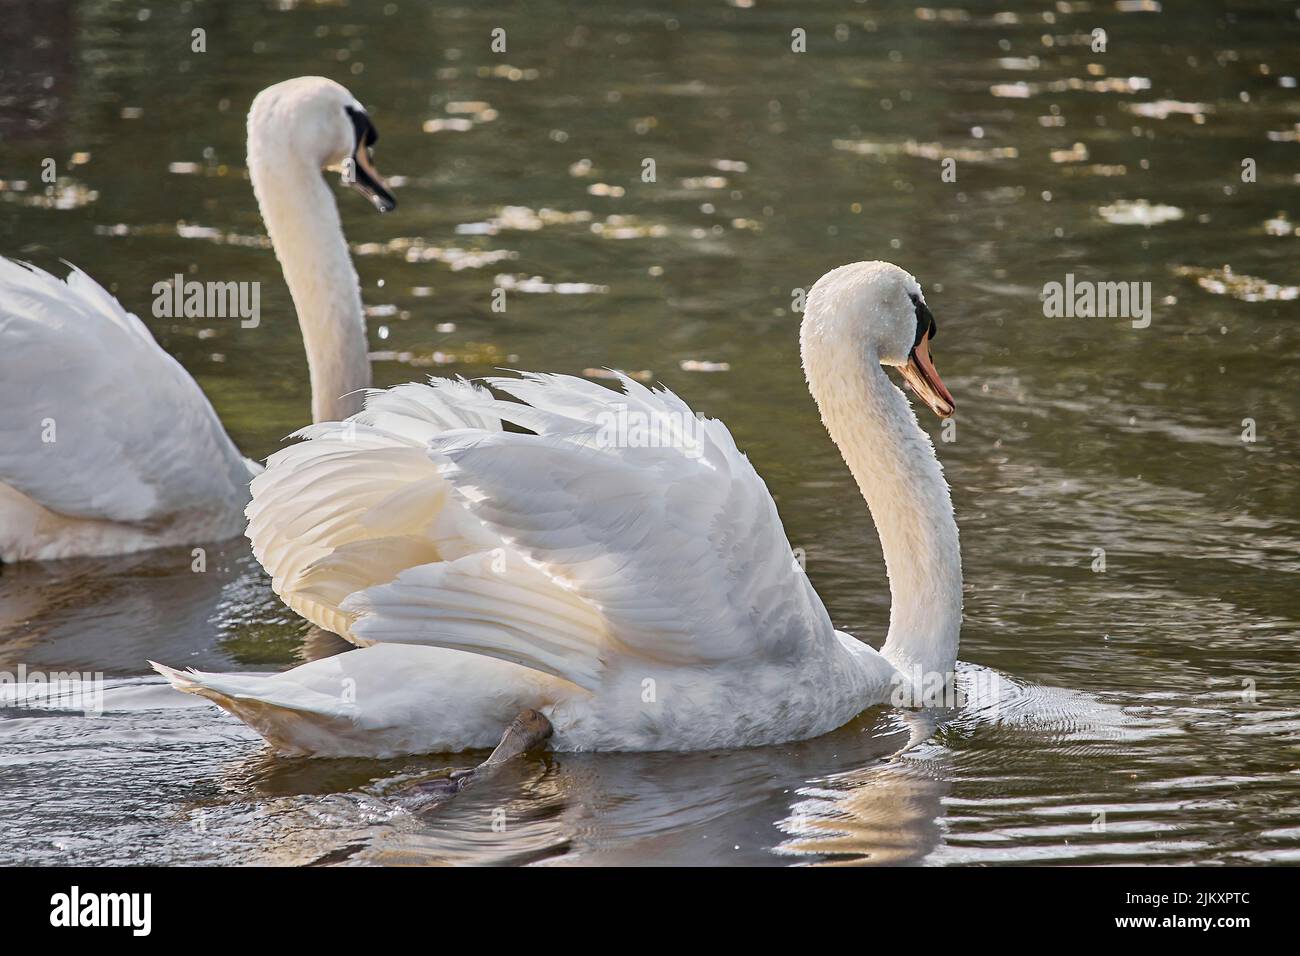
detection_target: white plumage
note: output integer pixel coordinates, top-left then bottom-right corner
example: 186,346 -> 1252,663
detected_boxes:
0,259 -> 255,561
156,262 -> 964,756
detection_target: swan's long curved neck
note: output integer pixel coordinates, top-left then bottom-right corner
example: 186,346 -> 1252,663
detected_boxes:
248,146 -> 370,423
804,343 -> 962,683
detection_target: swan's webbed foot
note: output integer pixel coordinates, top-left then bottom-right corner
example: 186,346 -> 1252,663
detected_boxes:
400,709 -> 553,806
481,707 -> 554,768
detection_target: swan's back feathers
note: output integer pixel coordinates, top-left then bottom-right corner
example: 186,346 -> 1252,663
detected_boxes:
249,371 -> 836,689
0,258 -> 252,529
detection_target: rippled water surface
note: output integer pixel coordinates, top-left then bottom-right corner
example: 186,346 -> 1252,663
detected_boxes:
1,0 -> 1298,865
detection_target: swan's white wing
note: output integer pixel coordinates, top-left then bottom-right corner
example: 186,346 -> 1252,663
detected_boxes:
0,259 -> 252,524
246,379 -> 511,640
344,549 -> 608,689
337,372 -> 835,680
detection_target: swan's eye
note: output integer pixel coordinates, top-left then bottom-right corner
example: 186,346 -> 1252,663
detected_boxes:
909,294 -> 936,348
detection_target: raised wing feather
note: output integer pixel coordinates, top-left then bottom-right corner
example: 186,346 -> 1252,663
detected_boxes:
246,379 -> 505,639
248,371 -> 834,689
422,372 -> 835,665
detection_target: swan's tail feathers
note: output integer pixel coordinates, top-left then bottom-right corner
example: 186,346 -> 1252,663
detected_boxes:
148,660 -> 346,715
148,660 -> 355,755
149,660 -> 205,695
342,551 -> 607,691
0,258 -> 250,539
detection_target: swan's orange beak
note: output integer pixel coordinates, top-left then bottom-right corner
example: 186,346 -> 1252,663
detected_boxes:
899,330 -> 955,418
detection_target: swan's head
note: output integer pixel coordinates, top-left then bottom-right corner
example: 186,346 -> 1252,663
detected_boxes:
248,76 -> 396,213
802,261 -> 955,417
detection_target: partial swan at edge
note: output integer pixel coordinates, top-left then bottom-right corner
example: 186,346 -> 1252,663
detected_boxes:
0,77 -> 393,561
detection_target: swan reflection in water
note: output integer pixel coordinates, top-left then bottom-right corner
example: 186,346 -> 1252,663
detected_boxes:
0,636 -> 1169,867
209,713 -> 941,867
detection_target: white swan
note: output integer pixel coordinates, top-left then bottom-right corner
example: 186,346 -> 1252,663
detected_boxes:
0,77 -> 393,562
154,260 -> 962,757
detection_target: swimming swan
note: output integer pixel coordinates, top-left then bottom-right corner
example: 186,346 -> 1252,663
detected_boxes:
0,77 -> 394,561
154,260 -> 962,757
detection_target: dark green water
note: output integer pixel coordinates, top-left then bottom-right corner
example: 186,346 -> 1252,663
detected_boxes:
1,0 -> 1297,865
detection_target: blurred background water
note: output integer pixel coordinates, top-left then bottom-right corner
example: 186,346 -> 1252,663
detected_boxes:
0,0 -> 1297,865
